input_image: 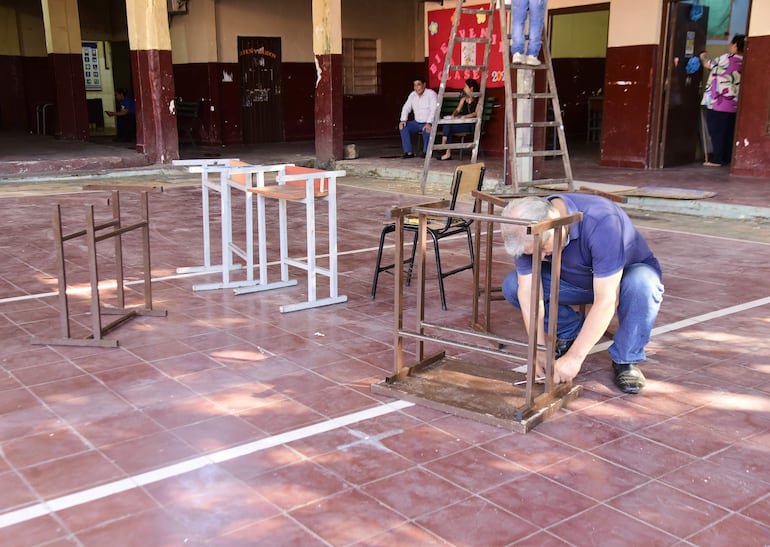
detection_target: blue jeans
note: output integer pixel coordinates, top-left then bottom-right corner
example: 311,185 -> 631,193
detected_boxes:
400,120 -> 431,154
443,122 -> 474,143
510,0 -> 547,57
501,262 -> 664,364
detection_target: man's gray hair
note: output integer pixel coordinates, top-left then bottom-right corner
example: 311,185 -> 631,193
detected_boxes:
500,197 -> 557,257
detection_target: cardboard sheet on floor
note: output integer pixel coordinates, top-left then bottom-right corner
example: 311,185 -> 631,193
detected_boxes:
622,186 -> 717,199
535,180 -> 638,194
536,181 -> 716,200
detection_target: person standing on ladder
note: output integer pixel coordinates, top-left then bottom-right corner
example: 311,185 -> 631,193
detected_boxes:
398,78 -> 438,159
511,0 -> 547,66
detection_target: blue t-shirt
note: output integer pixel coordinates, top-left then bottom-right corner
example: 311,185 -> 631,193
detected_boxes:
119,96 -> 136,115
513,194 -> 661,289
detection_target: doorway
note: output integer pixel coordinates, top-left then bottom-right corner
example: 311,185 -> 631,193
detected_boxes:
652,1 -> 709,168
238,36 -> 284,144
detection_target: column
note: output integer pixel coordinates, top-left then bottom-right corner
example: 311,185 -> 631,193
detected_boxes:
125,0 -> 179,163
41,0 -> 89,140
312,0 -> 344,165
600,0 -> 663,168
732,2 -> 770,177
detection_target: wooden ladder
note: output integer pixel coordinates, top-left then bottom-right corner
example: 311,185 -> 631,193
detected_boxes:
421,0 -> 574,194
420,0 -> 497,193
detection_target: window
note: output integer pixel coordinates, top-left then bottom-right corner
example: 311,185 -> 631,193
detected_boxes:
343,38 -> 378,95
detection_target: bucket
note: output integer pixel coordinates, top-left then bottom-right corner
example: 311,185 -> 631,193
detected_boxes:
343,144 -> 359,160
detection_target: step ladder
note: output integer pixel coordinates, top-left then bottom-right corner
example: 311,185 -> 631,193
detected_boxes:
420,0 -> 574,194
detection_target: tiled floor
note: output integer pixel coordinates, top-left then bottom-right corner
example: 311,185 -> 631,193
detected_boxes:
0,153 -> 769,546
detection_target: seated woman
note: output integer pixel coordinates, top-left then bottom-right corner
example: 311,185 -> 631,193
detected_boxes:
439,78 -> 481,161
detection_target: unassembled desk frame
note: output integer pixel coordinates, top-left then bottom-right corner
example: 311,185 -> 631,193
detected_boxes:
31,186 -> 167,348
371,194 -> 583,433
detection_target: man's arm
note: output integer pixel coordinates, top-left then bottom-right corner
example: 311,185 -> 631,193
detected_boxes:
553,270 -> 622,383
425,89 -> 439,126
399,92 -> 414,128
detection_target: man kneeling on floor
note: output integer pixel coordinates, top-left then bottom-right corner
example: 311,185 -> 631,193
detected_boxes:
500,194 -> 664,394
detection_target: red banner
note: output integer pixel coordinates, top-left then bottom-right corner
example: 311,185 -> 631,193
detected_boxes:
427,5 -> 506,89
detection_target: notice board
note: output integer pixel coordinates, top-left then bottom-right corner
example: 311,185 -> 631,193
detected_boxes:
427,4 -> 506,89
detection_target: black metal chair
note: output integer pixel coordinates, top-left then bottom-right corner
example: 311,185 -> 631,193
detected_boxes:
371,162 -> 486,310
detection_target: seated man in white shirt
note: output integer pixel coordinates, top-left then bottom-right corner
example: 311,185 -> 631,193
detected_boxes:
398,78 -> 438,158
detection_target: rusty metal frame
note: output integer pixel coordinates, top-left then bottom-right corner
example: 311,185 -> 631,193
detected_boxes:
31,187 -> 167,348
372,194 -> 583,432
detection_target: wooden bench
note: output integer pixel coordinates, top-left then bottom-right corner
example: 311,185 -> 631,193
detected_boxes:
176,100 -> 199,146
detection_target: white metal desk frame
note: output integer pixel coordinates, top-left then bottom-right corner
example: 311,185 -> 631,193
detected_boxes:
172,159 -> 292,291
240,167 -> 348,313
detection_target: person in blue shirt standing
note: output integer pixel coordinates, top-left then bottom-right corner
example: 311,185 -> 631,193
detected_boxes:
500,194 -> 664,394
106,88 -> 136,142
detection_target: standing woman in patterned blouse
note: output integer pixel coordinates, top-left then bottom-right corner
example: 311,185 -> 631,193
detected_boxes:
699,34 -> 745,167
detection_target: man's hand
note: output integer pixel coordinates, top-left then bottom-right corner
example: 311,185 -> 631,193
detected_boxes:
399,121 -> 406,130
553,353 -> 582,384
423,123 -> 432,132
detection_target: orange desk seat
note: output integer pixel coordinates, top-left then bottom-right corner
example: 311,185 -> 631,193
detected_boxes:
242,165 -> 347,313
172,158 -> 291,291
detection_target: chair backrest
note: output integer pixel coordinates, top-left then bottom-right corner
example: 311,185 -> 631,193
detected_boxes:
432,162 -> 485,231
449,162 -> 485,210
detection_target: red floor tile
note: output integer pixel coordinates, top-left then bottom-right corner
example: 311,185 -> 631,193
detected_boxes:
415,495 -> 538,545
541,452 -> 649,502
687,513 -> 770,546
483,473 -> 597,528
480,431 -> 579,472
378,423 -> 471,464
171,415 -> 263,453
73,507 -> 189,546
18,450 -> 124,499
314,441 -> 415,486
659,459 -> 768,511
423,446 -> 528,492
55,488 -> 160,533
0,470 -> 40,511
547,504 -> 677,545
100,430 -> 198,475
362,467 -> 472,519
608,480 -> 729,539
2,427 -> 91,469
289,489 -> 405,545
245,460 -> 348,511
589,434 -> 696,478
0,515 -> 71,547
535,412 -> 629,451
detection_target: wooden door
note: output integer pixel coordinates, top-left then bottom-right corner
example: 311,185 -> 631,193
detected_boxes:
238,37 -> 284,144
656,2 -> 709,167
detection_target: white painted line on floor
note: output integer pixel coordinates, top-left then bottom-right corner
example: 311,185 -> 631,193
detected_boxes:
589,296 -> 770,353
0,399 -> 413,530
638,224 -> 770,245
